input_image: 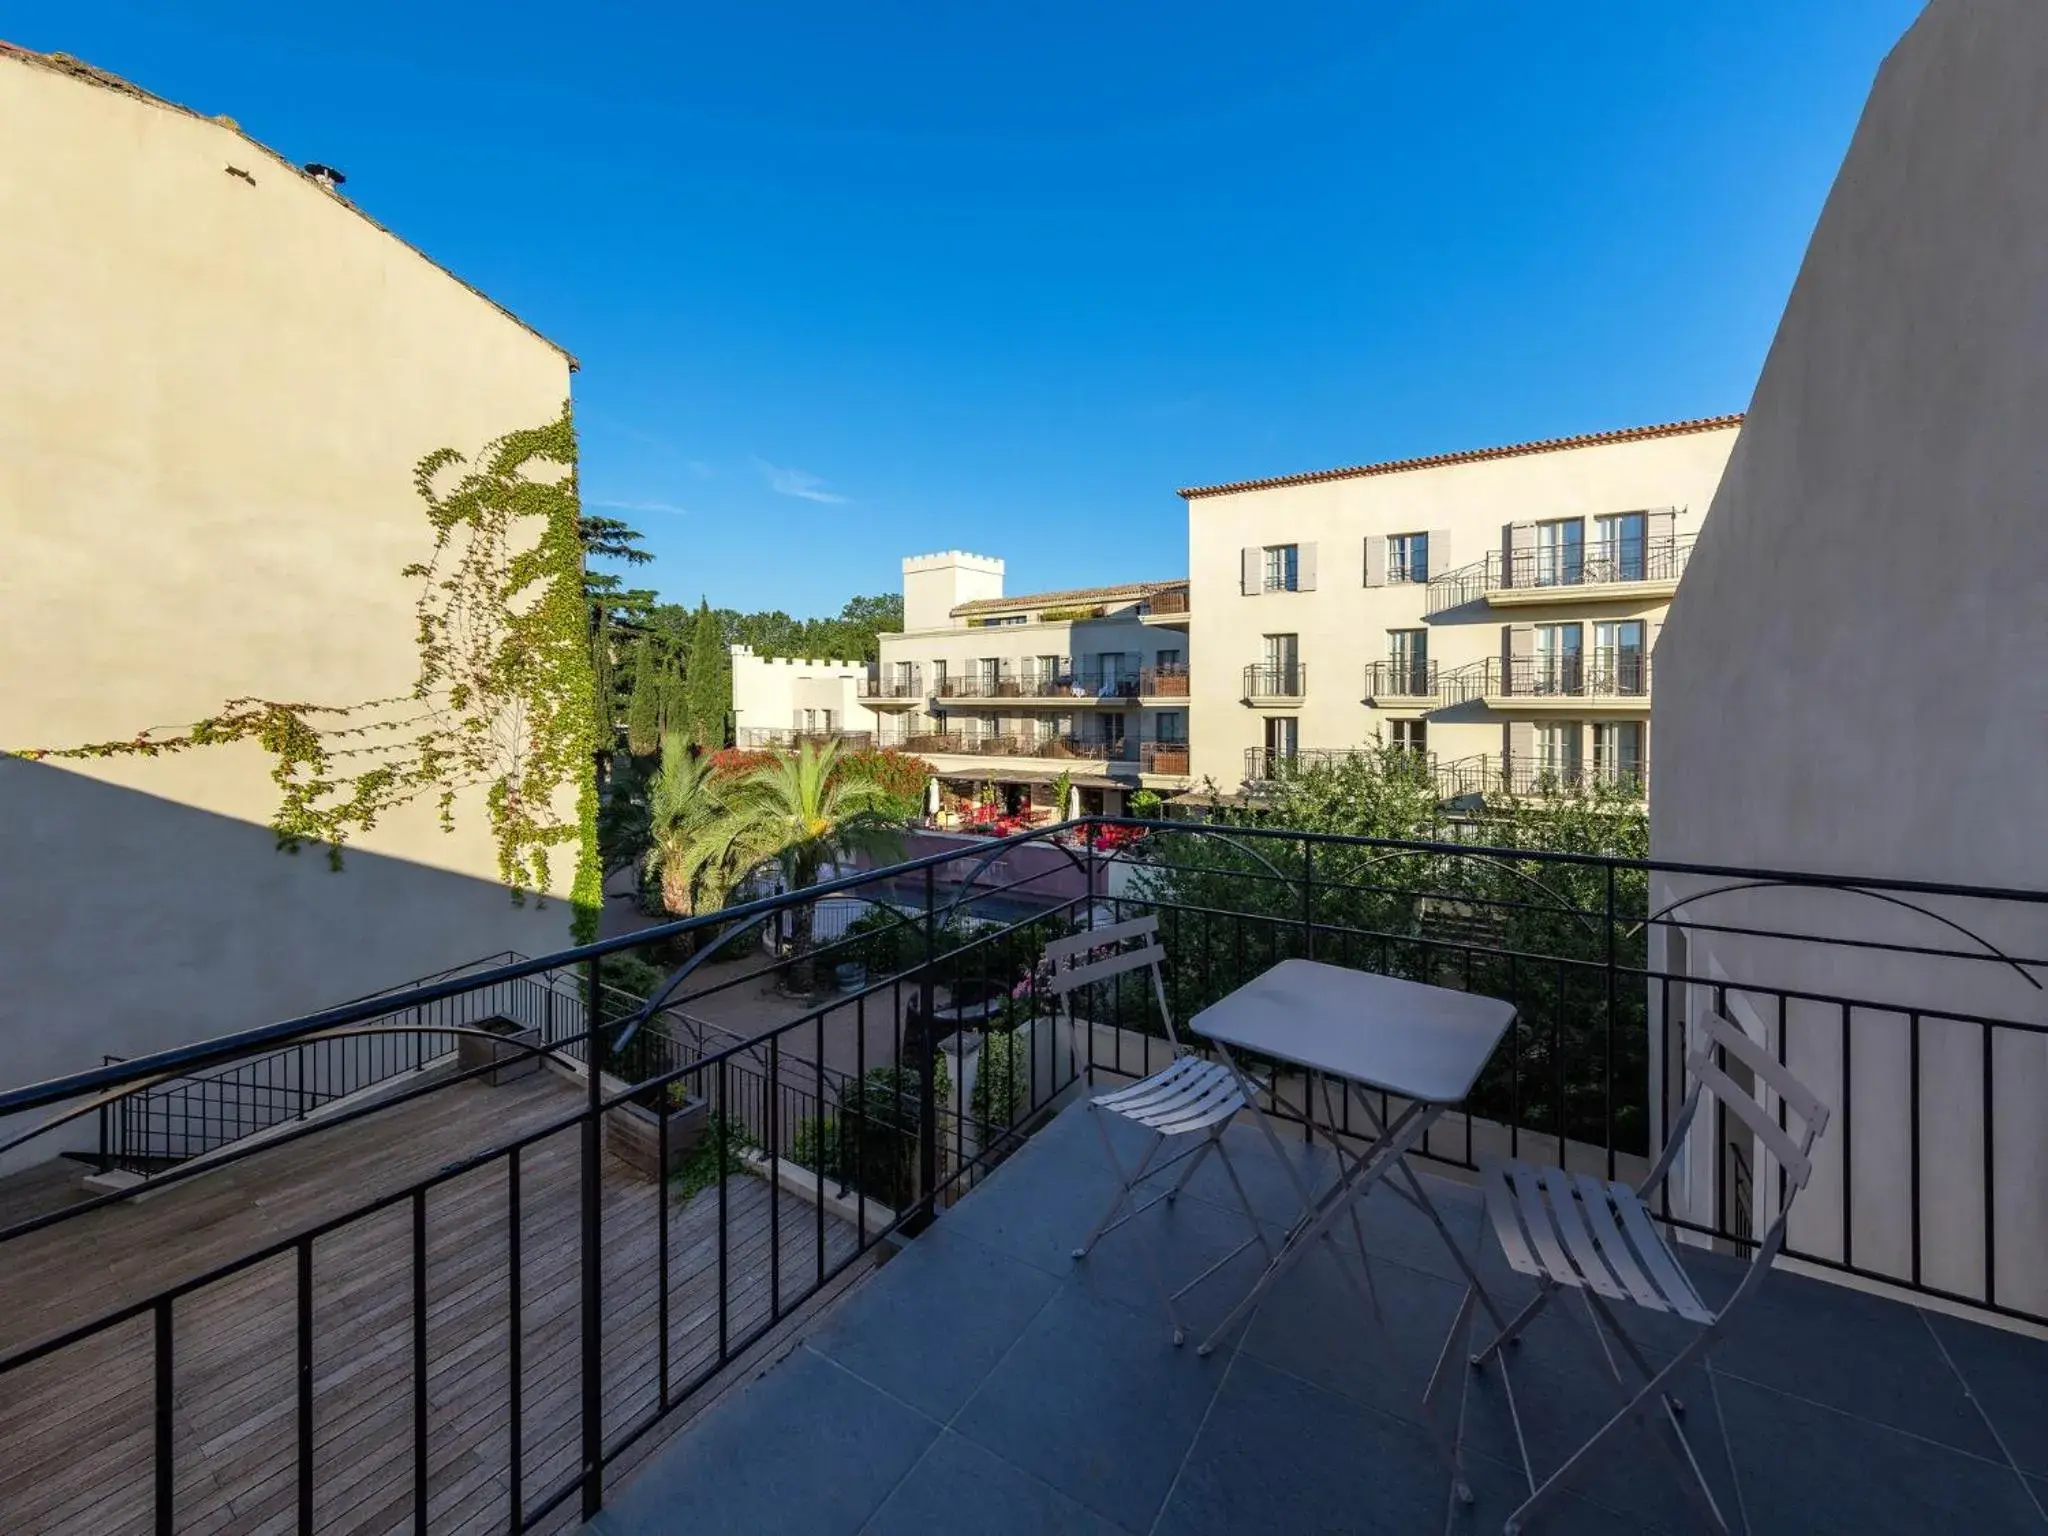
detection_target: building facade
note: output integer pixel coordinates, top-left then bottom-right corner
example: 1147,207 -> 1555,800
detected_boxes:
1177,417 -> 1743,798
730,646 -> 868,750
0,43 -> 580,1162
863,552 -> 1194,819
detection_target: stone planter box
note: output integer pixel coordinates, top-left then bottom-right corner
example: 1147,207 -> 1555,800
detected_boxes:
606,1092 -> 712,1181
456,1016 -> 542,1085
835,961 -> 868,993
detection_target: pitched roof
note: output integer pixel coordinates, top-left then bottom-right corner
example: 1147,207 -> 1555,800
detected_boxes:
0,40 -> 576,368
951,579 -> 1183,618
1177,414 -> 1744,500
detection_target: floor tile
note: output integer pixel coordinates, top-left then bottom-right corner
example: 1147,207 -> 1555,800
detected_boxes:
594,1346 -> 938,1536
1717,1373 -> 2043,1536
1926,1310 -> 2048,1479
1694,1265 -> 2003,1460
808,1225 -> 1061,1421
1065,1180 -> 1284,1348
951,1284 -> 1224,1533
864,1431 -> 1134,1536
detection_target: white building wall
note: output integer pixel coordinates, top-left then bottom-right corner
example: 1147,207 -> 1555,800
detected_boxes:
1182,424 -> 1739,791
1651,0 -> 2048,1318
729,646 -> 867,743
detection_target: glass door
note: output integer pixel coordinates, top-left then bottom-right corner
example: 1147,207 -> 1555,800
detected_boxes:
1389,629 -> 1428,695
1534,623 -> 1582,694
1593,620 -> 1646,695
1263,715 -> 1298,771
1535,518 -> 1585,587
1593,721 -> 1644,789
1593,512 -> 1646,582
1262,634 -> 1300,694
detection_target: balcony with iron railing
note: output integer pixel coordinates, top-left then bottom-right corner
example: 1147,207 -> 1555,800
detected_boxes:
1243,745 -> 1434,784
1137,739 -> 1191,776
1434,751 -> 1650,801
1143,583 -> 1191,624
1362,658 -> 1440,709
1241,662 -> 1307,704
932,665 -> 1145,704
1484,531 -> 1695,605
877,728 -> 1141,763
735,727 -> 876,752
858,667 -> 924,703
8,823 -> 2039,1532
1442,651 -> 1653,708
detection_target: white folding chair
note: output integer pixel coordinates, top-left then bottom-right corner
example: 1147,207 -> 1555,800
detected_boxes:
1047,916 -> 1272,1345
1466,1003 -> 1831,1534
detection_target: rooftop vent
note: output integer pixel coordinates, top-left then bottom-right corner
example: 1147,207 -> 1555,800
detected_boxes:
304,163 -> 346,192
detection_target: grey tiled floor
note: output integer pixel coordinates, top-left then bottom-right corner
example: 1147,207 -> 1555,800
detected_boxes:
589,1101 -> 2048,1535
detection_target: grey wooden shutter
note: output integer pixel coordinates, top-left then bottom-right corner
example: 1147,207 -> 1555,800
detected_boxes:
1505,624 -> 1533,696
1646,507 -> 1678,578
1505,522 -> 1534,588
1297,542 -> 1318,591
1427,529 -> 1451,582
1646,507 -> 1677,545
1364,536 -> 1386,587
1241,547 -> 1261,596
1506,720 -> 1533,764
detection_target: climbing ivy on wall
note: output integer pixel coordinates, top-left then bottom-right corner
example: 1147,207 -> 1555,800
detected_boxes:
9,404 -> 604,941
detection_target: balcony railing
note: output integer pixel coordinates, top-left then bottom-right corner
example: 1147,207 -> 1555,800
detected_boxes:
1489,531 -> 1694,594
1362,658 -> 1439,704
1243,746 -> 1434,783
735,728 -> 876,751
1144,585 -> 1191,616
1242,663 -> 1306,701
3,823 -> 2042,1530
1424,559 -> 1490,615
858,669 -> 923,701
1443,652 -> 1652,704
932,667 -> 1143,702
1139,740 -> 1191,775
1138,663 -> 1189,697
1434,752 -> 1650,800
879,730 -> 1139,762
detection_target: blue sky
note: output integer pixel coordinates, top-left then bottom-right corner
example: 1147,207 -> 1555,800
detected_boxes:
12,0 -> 1925,613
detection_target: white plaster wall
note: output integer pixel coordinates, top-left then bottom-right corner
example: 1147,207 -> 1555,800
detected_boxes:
1651,0 -> 2048,1316
0,54 -> 577,1152
729,646 -> 865,740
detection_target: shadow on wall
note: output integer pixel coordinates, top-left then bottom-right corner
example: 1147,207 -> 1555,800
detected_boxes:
0,758 -> 574,1169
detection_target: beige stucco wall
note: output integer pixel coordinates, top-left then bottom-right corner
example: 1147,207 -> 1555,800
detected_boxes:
730,646 -> 866,741
1650,0 -> 2048,1316
0,52 -> 579,1139
1183,427 -> 1738,788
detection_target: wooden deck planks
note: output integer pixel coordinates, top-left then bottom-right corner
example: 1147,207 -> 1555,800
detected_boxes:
0,1071 -> 868,1534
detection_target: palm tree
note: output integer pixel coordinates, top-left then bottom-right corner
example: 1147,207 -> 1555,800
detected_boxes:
642,733 -> 742,919
717,739 -> 907,990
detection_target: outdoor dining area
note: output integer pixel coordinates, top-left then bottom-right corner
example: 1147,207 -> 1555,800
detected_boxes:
590,919 -> 2048,1536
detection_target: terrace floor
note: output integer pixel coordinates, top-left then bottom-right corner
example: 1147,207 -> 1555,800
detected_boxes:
0,1068 -> 863,1535
591,1098 -> 2048,1536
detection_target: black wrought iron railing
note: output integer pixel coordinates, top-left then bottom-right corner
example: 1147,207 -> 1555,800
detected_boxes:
734,728 -> 876,751
1242,663 -> 1306,700
933,667 -> 1142,702
1488,531 -> 1694,593
1363,659 -> 1438,702
875,729 -> 1138,761
858,669 -> 923,700
3,821 -> 2044,1532
1244,746 -> 1434,784
1441,651 -> 1652,704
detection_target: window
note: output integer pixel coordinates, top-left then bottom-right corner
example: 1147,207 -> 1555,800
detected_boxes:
802,709 -> 817,732
892,661 -> 916,692
1592,512 -> 1647,583
1388,532 -> 1430,584
931,659 -> 948,693
1593,620 -> 1647,695
977,657 -> 1001,693
980,613 -> 1028,627
1155,648 -> 1182,669
1534,518 -> 1585,587
821,708 -> 834,733
1263,715 -> 1298,764
1534,623 -> 1582,694
1263,544 -> 1300,592
1593,722 -> 1645,788
1261,634 -> 1300,695
1390,718 -> 1427,755
1534,722 -> 1581,779
1388,629 -> 1428,695
1154,710 -> 1185,742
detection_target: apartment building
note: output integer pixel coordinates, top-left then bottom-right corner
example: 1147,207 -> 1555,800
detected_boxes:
1177,416 -> 1743,798
863,552 -> 1193,818
0,42 -> 580,1149
730,646 -> 869,749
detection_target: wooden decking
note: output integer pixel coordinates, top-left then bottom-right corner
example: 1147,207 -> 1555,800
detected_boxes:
0,1070 -> 867,1534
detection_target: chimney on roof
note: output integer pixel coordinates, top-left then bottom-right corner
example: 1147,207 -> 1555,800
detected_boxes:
304,163 -> 346,193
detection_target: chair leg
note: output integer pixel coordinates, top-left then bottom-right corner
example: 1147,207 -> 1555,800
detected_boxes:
1071,1119 -> 1163,1259
1162,1126 -> 1219,1204
1082,1110 -> 1187,1344
1471,1279 -> 1557,1369
1210,1138 -> 1278,1263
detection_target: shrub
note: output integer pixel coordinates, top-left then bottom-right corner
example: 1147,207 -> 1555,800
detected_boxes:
970,1026 -> 1028,1129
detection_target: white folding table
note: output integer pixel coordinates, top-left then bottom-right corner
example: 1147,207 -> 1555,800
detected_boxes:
1190,958 -> 1518,1496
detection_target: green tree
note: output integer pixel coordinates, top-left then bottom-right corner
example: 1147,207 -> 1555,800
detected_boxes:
683,599 -> 729,749
716,739 -> 905,990
641,733 -> 749,919
624,638 -> 663,757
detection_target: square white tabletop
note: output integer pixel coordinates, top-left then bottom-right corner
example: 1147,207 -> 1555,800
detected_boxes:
1191,958 -> 1516,1105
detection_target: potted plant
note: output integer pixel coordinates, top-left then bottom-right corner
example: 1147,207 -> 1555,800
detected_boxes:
457,1013 -> 542,1085
606,1076 -> 713,1180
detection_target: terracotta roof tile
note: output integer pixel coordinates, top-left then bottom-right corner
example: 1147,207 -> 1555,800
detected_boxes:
0,40 -> 576,367
951,579 -> 1182,617
1177,414 -> 1743,500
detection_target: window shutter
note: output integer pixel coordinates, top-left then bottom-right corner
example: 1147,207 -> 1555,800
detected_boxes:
1504,522 -> 1534,589
1297,542 -> 1318,591
1428,529 -> 1451,581
1507,721 -> 1533,763
1364,535 -> 1386,587
1241,547 -> 1261,596
1507,624 -> 1534,660
1646,507 -> 1677,546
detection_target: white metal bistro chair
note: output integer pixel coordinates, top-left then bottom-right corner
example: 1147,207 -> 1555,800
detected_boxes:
1047,916 -> 1272,1345
1466,1004 -> 1831,1534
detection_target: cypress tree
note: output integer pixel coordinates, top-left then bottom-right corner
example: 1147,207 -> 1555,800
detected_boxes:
625,638 -> 662,757
684,599 -> 729,750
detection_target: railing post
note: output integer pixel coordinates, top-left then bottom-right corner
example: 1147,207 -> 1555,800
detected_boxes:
1603,863 -> 1618,1183
913,866 -> 940,1231
1301,840 -> 1316,962
579,951 -> 604,1519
